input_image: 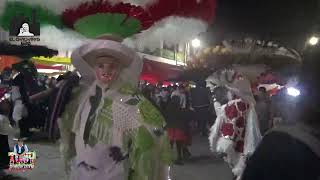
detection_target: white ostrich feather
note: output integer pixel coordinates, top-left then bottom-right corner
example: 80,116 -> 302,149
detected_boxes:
6,0 -> 93,14
33,25 -> 89,51
132,16 -> 208,51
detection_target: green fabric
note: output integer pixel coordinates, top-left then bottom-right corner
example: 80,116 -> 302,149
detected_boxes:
138,99 -> 165,128
130,127 -> 155,180
135,126 -> 154,150
90,98 -> 113,146
74,13 -> 141,38
160,134 -> 174,165
129,127 -> 173,180
0,1 -> 62,30
59,87 -> 81,174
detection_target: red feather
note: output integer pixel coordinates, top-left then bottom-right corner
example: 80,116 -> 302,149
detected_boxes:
62,0 -> 153,29
148,0 -> 217,23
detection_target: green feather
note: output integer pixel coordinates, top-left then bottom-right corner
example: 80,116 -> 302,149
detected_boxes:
74,13 -> 142,38
0,1 -> 62,30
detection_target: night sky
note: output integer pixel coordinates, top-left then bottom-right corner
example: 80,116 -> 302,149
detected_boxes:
205,0 -> 319,50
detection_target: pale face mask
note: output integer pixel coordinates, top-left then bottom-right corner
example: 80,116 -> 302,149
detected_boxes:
94,57 -> 121,85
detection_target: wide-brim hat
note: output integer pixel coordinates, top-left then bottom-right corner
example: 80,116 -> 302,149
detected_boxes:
13,137 -> 27,141
77,36 -> 135,68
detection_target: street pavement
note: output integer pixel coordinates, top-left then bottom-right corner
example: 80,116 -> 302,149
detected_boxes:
5,131 -> 233,180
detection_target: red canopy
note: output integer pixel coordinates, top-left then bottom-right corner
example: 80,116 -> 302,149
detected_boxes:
35,64 -> 64,70
140,59 -> 183,85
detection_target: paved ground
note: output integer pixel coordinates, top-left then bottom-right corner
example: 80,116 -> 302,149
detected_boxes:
5,131 -> 233,180
170,135 -> 233,180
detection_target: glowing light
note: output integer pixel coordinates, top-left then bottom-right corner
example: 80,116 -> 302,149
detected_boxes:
309,36 -> 319,46
287,87 -> 300,97
191,38 -> 201,48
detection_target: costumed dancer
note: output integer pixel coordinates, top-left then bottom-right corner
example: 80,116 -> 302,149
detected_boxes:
208,70 -> 262,180
58,37 -> 172,180
10,66 -> 30,138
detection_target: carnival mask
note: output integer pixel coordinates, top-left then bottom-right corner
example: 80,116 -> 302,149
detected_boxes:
94,57 -> 121,85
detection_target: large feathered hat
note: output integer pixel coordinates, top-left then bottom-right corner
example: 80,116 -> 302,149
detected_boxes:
0,0 -> 217,51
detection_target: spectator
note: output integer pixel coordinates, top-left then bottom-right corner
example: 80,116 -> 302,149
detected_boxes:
255,87 -> 272,135
0,99 -> 11,174
10,67 -> 31,138
171,86 -> 187,109
164,96 -> 191,165
190,80 -> 211,136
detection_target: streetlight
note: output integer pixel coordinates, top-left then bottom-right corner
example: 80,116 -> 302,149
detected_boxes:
191,38 -> 201,48
308,36 -> 319,46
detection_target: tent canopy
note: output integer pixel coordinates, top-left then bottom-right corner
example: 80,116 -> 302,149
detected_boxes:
140,59 -> 184,85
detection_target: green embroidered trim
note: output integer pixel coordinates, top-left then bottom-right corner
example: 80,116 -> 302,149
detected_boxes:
118,83 -> 138,95
90,98 -> 113,145
138,99 -> 165,128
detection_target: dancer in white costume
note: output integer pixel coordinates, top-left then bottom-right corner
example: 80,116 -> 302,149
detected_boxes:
58,39 -> 172,180
207,69 -> 262,180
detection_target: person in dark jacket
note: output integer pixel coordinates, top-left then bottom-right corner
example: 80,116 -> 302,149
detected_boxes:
164,96 -> 190,165
0,99 -> 11,173
10,67 -> 31,138
190,80 -> 211,136
242,53 -> 320,180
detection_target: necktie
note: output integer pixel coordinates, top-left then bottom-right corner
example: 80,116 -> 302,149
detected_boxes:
83,86 -> 102,146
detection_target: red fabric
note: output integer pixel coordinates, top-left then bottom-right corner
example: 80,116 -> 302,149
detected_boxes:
149,0 -> 217,23
221,123 -> 234,137
35,64 -> 64,70
0,87 -> 8,99
62,0 -> 154,29
0,56 -> 18,71
235,140 -> 244,153
225,104 -> 238,119
167,128 -> 189,144
258,72 -> 281,84
236,116 -> 245,128
220,99 -> 249,153
140,59 -> 183,85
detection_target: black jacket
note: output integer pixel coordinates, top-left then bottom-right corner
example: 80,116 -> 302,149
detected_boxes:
242,128 -> 320,180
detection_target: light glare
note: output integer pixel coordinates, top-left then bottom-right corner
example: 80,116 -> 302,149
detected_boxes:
287,87 -> 300,97
309,36 -> 319,46
192,38 -> 201,48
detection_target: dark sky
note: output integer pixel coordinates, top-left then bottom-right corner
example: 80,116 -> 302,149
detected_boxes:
205,0 -> 319,50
